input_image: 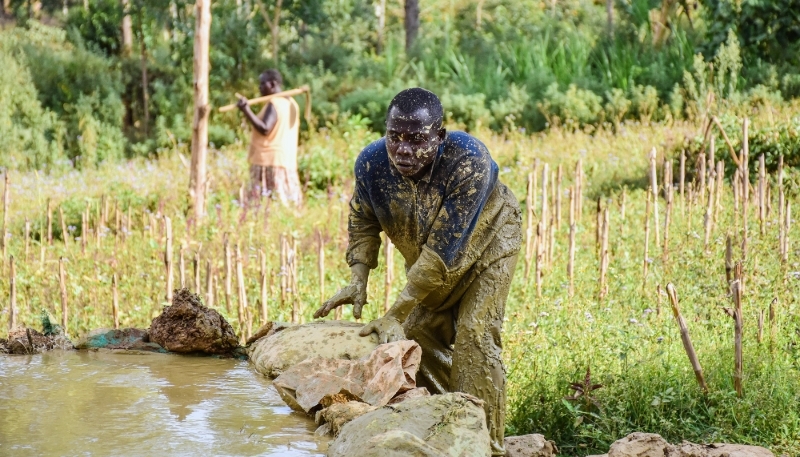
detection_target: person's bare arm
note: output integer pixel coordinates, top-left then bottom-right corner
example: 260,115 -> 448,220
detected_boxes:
237,98 -> 278,135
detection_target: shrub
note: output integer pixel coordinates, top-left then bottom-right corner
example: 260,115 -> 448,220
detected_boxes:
538,83 -> 603,128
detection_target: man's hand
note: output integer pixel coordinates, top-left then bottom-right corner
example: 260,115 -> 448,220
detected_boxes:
359,316 -> 405,344
313,264 -> 369,319
236,96 -> 248,111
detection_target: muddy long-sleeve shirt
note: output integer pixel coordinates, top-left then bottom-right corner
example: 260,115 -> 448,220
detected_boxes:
346,131 -> 522,311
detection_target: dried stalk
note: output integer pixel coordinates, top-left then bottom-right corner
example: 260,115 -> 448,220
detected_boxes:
742,118 -> 750,259
164,216 -> 173,303
59,257 -> 68,336
728,264 -> 744,398
666,283 -> 708,393
642,190 -> 652,292
725,234 -> 733,284
224,238 -> 232,313
698,152 -> 707,202
649,148 -> 660,246
758,154 -> 766,235
524,172 -> 535,280
680,150 -> 686,217
599,208 -> 610,300
112,273 -> 119,329
9,255 -> 17,331
703,175 -> 716,252
556,164 -> 563,227
25,218 -> 30,261
576,159 -> 583,222
235,244 -> 249,343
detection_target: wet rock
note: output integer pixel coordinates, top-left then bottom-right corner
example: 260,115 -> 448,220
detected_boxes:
596,433 -> 775,457
149,288 -> 238,355
505,434 -> 558,457
387,387 -> 430,405
75,328 -> 166,353
326,392 -> 491,457
248,320 -> 380,378
0,327 -> 73,354
315,401 -> 377,437
246,321 -> 291,345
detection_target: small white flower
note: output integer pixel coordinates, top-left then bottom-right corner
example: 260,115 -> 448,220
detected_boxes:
629,318 -> 639,324
539,312 -> 549,317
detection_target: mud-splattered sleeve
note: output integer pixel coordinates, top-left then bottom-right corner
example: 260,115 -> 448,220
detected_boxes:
345,162 -> 382,270
405,149 -> 497,293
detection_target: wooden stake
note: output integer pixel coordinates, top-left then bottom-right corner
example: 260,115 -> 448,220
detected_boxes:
535,223 -> 543,299
758,154 -> 766,235
59,257 -> 68,336
206,259 -> 214,308
1,173 -> 8,261
698,152 -> 707,202
235,244 -> 249,342
704,174 -> 715,252
112,273 -> 119,329
59,206 -> 70,248
9,255 -> 17,331
729,264 -> 744,398
598,208 -> 610,300
679,150 -> 686,217
46,198 -> 53,245
541,164 -> 549,259
742,118 -> 750,259
575,159 -> 583,222
524,172 -> 535,281
556,164 -> 563,227
568,187 -> 576,298
666,283 -> 709,393
725,234 -> 733,284
649,148 -> 660,247
164,216 -> 173,303
224,238 -> 232,313
595,198 -> 602,253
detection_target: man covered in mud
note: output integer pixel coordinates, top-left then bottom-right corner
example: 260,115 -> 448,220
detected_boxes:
314,87 -> 522,455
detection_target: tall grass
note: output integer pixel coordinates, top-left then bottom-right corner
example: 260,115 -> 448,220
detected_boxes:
1,114 -> 799,456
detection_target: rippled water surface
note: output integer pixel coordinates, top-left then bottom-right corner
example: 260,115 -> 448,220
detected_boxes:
0,350 -> 326,456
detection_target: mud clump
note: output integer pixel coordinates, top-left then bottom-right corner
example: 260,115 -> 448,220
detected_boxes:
149,288 -> 238,355
0,327 -> 73,354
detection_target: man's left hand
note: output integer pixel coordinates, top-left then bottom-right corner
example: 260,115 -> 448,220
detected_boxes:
359,316 -> 405,344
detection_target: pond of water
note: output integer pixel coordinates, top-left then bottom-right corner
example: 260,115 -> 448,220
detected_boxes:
0,350 -> 327,456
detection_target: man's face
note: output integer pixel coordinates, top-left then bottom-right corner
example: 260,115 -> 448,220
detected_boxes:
385,106 -> 446,180
259,77 -> 278,96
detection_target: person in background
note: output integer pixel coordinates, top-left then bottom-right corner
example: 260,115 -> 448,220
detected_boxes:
237,69 -> 302,206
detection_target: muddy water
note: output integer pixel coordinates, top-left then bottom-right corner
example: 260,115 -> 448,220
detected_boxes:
0,350 -> 327,456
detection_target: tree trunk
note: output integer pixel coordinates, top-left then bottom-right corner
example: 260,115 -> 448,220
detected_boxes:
404,0 -> 419,53
190,0 -> 211,221
271,0 -> 282,67
375,0 -> 386,55
2,0 -> 11,18
137,17 -> 150,135
121,0 -> 133,56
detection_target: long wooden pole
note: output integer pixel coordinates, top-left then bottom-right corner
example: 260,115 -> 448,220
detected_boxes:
666,283 -> 708,393
218,85 -> 310,113
189,0 -> 211,221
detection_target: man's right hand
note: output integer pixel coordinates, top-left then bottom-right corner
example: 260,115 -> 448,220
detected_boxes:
236,96 -> 248,110
313,263 -> 369,319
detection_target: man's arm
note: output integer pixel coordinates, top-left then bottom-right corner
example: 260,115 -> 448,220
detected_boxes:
237,99 -> 278,135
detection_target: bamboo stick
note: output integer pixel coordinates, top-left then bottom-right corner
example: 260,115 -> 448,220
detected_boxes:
260,248 -> 268,324
59,257 -> 68,336
9,255 -> 16,331
666,283 -> 708,393
383,236 -> 394,313
112,273 -> 119,329
164,216 -> 173,303
1,173 -> 8,261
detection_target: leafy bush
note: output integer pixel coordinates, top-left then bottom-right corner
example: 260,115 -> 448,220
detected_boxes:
538,83 -> 603,128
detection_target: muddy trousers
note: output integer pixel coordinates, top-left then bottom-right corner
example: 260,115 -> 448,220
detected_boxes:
403,253 -> 518,456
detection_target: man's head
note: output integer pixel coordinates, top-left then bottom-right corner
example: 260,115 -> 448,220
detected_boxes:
259,69 -> 283,96
385,88 -> 446,180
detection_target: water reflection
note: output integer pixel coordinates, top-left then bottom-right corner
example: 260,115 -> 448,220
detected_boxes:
0,351 -> 327,456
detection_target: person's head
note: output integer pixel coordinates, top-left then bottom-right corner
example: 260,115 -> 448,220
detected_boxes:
385,87 -> 446,180
259,69 -> 283,96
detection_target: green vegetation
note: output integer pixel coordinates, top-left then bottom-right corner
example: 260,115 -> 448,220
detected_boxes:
1,111 -> 799,455
2,0 -> 800,169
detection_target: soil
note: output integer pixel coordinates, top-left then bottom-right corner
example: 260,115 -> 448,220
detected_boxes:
0,327 -> 73,354
149,288 -> 239,355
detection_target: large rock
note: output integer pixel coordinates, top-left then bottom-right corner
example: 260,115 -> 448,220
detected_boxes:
505,434 -> 558,457
149,288 -> 238,355
75,328 -> 166,353
0,327 -> 73,354
248,320 -> 380,378
326,392 -> 491,457
596,432 -> 775,457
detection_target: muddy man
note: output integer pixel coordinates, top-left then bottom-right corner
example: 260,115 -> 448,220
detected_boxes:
314,87 -> 522,455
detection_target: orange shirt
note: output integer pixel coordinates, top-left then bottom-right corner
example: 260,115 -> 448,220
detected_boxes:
248,96 -> 300,169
